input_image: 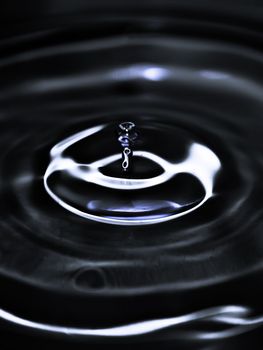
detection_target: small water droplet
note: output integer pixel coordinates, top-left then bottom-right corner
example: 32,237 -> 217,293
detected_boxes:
74,268 -> 106,290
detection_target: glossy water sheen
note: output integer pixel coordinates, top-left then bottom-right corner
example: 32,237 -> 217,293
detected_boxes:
0,2 -> 263,349
44,122 -> 220,225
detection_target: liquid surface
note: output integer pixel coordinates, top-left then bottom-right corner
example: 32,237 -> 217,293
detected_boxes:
44,122 -> 220,225
0,4 -> 263,349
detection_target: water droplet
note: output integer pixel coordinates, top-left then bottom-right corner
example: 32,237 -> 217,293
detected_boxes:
44,121 -> 221,225
74,268 -> 106,290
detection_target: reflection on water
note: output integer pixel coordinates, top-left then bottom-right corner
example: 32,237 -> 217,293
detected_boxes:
2,304 -> 263,338
44,123 -> 220,225
0,6 -> 263,348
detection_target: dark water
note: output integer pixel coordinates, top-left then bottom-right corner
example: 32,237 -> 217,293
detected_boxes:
0,2 -> 263,349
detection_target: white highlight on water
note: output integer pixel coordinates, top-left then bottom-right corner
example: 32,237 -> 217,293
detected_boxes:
44,124 -> 221,225
1,305 -> 261,338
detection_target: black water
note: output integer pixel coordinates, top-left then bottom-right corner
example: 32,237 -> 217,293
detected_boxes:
0,2 -> 263,349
